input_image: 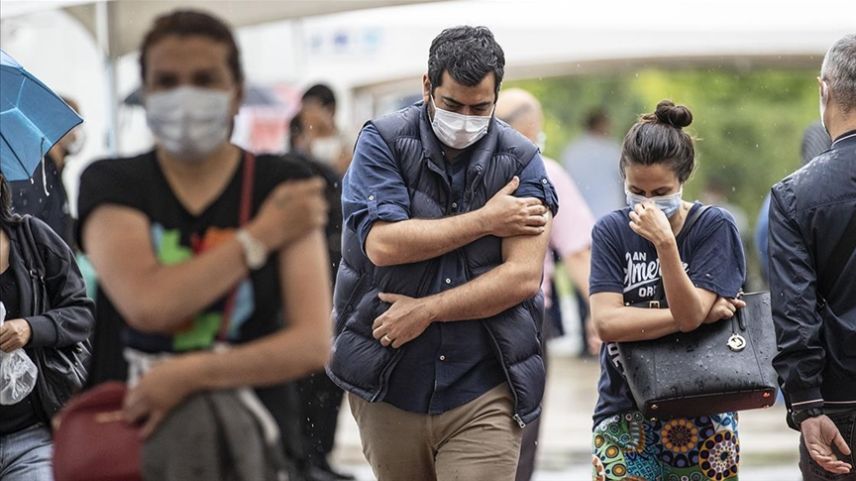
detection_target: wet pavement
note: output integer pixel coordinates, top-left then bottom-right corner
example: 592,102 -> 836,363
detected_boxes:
330,349 -> 803,480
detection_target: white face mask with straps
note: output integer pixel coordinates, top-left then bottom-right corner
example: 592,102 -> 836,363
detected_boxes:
625,188 -> 684,218
145,86 -> 232,162
429,96 -> 492,150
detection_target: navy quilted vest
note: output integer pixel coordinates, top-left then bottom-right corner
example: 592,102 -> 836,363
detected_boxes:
327,103 -> 549,425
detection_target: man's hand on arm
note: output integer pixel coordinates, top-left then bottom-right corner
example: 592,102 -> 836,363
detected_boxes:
372,293 -> 437,349
365,177 -> 547,267
84,178 -> 326,334
371,213 -> 553,348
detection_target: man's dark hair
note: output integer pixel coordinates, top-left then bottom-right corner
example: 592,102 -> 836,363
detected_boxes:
302,84 -> 336,110
428,26 -> 505,97
139,10 -> 244,86
620,100 -> 696,183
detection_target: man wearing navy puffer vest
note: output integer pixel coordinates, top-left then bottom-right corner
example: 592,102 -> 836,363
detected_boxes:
327,26 -> 558,481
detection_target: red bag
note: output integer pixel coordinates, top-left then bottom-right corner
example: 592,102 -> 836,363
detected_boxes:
52,381 -> 142,481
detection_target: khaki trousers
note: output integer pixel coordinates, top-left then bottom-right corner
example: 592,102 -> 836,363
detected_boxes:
348,384 -> 523,481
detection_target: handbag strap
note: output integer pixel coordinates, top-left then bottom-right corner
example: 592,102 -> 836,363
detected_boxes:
20,216 -> 46,276
217,151 -> 256,341
676,203 -> 710,244
19,216 -> 50,313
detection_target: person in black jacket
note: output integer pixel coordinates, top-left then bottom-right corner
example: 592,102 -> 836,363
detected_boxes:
0,172 -> 95,481
769,33 -> 856,480
289,113 -> 355,481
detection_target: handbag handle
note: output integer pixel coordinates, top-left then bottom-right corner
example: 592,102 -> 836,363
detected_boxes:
727,296 -> 749,352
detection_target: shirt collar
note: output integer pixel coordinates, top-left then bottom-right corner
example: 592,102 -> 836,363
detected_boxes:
832,129 -> 856,147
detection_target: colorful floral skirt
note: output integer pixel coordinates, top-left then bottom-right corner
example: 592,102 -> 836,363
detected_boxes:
592,411 -> 739,481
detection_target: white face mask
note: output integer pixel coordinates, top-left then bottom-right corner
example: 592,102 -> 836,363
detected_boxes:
310,136 -> 343,166
145,86 -> 233,162
63,128 -> 85,156
626,188 -> 684,218
430,96 -> 492,149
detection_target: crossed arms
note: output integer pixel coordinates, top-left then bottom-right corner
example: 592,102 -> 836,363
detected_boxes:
366,178 -> 553,349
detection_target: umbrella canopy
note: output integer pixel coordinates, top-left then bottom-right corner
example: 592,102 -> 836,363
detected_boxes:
0,49 -> 82,181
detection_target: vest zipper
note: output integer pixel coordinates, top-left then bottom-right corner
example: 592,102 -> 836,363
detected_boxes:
483,324 -> 526,428
371,349 -> 404,402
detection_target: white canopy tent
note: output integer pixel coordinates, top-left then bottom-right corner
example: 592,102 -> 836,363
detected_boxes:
290,0 -> 855,120
1,0 -> 853,191
60,0 -> 445,59
1,0 -> 446,153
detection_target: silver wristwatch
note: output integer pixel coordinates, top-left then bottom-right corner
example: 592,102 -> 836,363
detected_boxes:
236,229 -> 268,270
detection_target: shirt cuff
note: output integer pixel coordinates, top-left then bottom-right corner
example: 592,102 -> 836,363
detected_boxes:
357,203 -> 410,256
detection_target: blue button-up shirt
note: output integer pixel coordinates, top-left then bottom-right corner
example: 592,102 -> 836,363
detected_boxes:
342,123 -> 551,414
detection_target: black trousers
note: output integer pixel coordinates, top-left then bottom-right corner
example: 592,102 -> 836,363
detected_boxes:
297,371 -> 345,465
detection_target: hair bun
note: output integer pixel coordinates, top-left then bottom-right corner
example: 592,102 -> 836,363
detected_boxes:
654,100 -> 693,128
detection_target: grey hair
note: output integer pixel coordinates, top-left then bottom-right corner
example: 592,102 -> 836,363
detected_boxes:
821,34 -> 856,113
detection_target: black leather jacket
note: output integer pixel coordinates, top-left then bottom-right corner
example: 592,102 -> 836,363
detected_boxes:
769,129 -> 856,412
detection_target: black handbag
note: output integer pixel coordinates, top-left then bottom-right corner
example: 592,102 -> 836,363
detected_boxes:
19,216 -> 91,419
616,206 -> 778,419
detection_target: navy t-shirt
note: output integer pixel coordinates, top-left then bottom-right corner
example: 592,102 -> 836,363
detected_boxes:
589,203 -> 746,426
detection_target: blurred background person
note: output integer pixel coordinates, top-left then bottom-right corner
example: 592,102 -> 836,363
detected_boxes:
288,112 -> 353,481
76,10 -> 332,478
1,172 -> 94,481
496,88 -> 598,481
754,120 -> 830,284
561,108 -> 623,220
699,176 -> 750,249
297,83 -> 353,176
8,96 -> 83,247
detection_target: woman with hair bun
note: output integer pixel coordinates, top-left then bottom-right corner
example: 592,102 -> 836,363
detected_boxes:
589,101 -> 746,481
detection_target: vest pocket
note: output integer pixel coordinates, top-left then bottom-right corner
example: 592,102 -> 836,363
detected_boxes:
335,273 -> 368,335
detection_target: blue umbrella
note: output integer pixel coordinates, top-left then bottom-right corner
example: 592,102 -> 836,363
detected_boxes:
0,49 -> 82,181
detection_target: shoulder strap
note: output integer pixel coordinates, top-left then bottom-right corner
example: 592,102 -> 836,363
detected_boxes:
820,209 -> 856,299
21,216 -> 46,276
239,151 -> 255,225
19,216 -> 50,313
217,151 -> 255,341
676,203 -> 711,242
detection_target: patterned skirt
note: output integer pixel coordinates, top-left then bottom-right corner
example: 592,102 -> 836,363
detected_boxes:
592,411 -> 739,481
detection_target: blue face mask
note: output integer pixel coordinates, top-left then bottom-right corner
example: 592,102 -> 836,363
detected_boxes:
626,189 -> 683,217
